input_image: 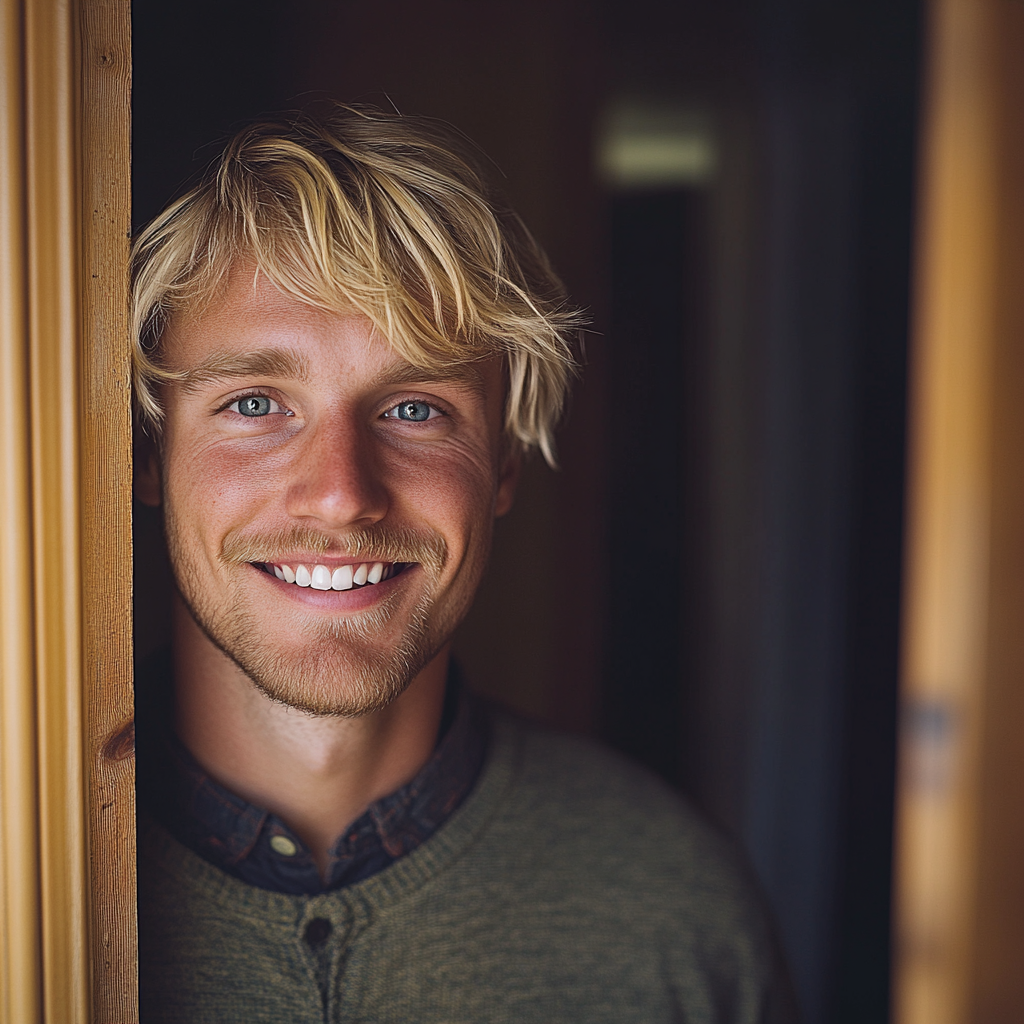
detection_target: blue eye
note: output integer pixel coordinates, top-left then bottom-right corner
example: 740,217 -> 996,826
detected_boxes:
388,401 -> 434,422
237,396 -> 271,417
230,395 -> 288,417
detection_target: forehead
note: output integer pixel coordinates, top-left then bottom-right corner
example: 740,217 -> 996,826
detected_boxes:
162,269 -> 495,396
163,270 -> 376,370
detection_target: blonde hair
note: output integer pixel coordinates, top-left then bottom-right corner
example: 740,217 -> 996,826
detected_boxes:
131,104 -> 582,465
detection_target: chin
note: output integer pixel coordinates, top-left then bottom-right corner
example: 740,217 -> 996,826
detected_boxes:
244,658 -> 414,717
201,597 -> 441,718
239,641 -> 432,718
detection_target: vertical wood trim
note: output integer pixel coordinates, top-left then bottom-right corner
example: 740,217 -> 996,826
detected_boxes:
0,0 -> 42,1019
894,0 -> 994,1016
24,1 -> 90,1019
963,0 -> 1024,1016
893,0 -> 1024,1021
0,1 -> 135,1020
79,2 -> 137,1020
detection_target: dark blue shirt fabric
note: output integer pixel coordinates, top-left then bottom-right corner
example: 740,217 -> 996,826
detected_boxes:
135,652 -> 488,895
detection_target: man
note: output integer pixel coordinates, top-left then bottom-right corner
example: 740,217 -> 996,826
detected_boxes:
133,104 -> 796,1023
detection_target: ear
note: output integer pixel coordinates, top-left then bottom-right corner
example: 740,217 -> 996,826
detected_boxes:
133,430 -> 163,507
494,446 -> 522,518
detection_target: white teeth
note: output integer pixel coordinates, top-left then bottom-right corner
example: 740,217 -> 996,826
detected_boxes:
273,561 -> 394,589
311,564 -> 332,590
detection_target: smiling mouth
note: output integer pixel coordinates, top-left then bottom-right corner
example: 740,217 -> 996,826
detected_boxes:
254,561 -> 411,591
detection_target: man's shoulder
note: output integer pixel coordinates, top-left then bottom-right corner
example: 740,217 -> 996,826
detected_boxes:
401,706 -> 800,1023
493,708 -> 728,841
502,710 -> 705,819
480,707 -> 767,918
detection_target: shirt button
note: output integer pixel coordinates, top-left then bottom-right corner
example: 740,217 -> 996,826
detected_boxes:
270,835 -> 298,857
304,917 -> 333,946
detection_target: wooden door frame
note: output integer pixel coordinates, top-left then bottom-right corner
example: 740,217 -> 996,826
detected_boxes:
0,1 -> 135,1020
894,0 -> 1024,1021
7,0 -> 1024,1020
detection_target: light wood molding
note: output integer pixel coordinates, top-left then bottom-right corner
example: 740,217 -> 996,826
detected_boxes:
0,0 -> 42,1017
25,0 -> 90,1017
79,2 -> 136,1020
0,1 -> 134,1021
894,0 -> 1024,1021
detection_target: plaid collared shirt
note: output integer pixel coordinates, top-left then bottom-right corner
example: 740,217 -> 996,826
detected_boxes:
136,653 -> 488,895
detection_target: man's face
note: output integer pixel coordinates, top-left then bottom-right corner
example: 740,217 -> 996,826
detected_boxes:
138,269 -> 518,716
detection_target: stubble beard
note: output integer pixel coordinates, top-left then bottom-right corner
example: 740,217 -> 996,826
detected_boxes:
165,515 -> 461,717
205,586 -> 439,717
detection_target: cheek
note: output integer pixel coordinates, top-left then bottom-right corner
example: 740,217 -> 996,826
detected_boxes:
387,442 -> 499,533
163,439 -> 271,541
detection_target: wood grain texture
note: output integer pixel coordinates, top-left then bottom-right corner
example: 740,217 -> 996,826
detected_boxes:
24,1 -> 91,1017
79,0 -> 137,1020
0,0 -> 43,1020
1,1 -> 134,1019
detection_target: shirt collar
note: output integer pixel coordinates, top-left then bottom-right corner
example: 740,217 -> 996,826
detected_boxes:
136,651 -> 487,894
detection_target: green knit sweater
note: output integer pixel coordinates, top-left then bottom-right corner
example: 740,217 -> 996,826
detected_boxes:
138,712 -> 797,1023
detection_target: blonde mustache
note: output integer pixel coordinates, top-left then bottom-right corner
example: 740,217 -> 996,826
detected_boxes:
220,524 -> 448,575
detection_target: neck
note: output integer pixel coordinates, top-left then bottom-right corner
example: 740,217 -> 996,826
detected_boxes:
170,596 -> 449,876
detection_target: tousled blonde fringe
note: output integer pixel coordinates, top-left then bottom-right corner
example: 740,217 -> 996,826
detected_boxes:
131,104 -> 582,466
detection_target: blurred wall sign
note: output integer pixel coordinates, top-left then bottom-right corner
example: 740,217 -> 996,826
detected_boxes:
902,697 -> 958,797
597,100 -> 717,190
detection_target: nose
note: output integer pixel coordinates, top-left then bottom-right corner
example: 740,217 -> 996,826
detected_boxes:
284,416 -> 389,529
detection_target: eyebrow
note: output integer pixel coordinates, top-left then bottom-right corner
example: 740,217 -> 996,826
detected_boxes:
176,349 -> 309,392
366,360 -> 489,399
174,346 -> 489,399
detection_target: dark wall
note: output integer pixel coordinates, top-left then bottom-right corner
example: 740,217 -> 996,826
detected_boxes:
132,2 -> 921,1020
598,2 -> 920,1020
